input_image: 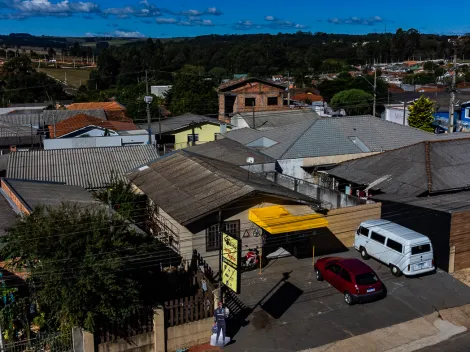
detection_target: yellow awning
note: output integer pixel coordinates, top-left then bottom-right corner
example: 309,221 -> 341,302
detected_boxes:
249,205 -> 328,235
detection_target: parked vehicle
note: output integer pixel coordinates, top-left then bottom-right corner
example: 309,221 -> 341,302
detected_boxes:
354,220 -> 435,277
314,257 -> 385,305
241,246 -> 265,271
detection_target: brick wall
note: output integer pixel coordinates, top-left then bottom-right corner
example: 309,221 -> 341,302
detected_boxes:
219,82 -> 286,120
1,179 -> 30,214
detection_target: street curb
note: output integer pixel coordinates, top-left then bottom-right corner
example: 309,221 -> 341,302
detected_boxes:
299,305 -> 470,352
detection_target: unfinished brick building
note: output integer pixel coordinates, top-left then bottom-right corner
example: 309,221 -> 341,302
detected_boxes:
218,77 -> 287,121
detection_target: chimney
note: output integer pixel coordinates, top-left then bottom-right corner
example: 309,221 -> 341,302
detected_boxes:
220,123 -> 227,134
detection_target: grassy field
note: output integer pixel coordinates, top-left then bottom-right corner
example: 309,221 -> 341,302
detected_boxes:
38,67 -> 91,88
81,39 -> 146,48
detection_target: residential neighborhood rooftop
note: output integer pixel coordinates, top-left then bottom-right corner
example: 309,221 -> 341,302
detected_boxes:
184,138 -> 276,166
42,109 -> 107,125
66,102 -> 126,111
1,178 -> 98,212
329,138 -> 470,196
225,115 -> 446,159
218,77 -> 286,91
127,150 -> 319,225
232,109 -> 319,130
7,145 -> 160,189
49,114 -> 138,138
138,113 -> 225,134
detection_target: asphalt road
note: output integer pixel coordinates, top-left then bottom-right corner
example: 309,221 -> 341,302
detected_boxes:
417,331 -> 470,352
223,250 -> 470,352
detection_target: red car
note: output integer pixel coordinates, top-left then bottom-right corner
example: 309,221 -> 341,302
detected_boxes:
314,257 -> 386,305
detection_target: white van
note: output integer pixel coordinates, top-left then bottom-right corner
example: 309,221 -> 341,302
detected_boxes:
354,220 -> 435,276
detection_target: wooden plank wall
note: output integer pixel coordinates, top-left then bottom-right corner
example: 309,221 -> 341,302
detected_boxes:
327,203 -> 382,248
450,211 -> 470,271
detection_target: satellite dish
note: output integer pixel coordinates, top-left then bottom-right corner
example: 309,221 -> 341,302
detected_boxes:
246,157 -> 254,164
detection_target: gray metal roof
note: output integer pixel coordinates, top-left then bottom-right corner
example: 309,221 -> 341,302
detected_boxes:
184,138 -> 275,166
0,113 -> 43,126
0,121 -> 38,137
373,191 -> 470,213
0,192 -> 18,237
127,150 -> 319,225
225,115 -> 462,160
137,113 -> 224,134
330,138 -> 470,196
3,179 -> 98,211
233,109 -> 319,130
42,109 -> 107,125
7,145 -> 160,189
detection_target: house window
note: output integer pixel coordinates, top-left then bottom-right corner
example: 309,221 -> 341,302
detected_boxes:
245,98 -> 256,107
187,134 -> 199,143
206,220 -> 240,252
267,97 -> 278,106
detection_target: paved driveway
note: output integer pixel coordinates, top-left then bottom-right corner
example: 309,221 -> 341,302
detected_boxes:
223,250 -> 470,352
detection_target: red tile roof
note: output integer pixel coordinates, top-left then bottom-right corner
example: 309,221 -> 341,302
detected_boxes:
66,101 -> 126,111
292,92 -> 323,102
49,113 -> 138,138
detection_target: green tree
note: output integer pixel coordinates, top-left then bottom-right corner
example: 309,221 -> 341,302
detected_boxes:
423,61 -> 435,71
330,89 -> 373,115
0,203 -> 166,333
166,74 -> 218,115
407,95 -> 435,132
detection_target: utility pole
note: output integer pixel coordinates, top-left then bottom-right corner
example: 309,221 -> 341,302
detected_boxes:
144,70 -> 153,145
287,71 -> 291,108
252,101 -> 256,130
158,106 -> 162,149
403,101 -> 407,125
373,68 -> 377,117
449,43 -> 457,134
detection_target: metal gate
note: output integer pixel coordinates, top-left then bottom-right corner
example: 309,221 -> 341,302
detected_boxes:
3,332 -> 73,352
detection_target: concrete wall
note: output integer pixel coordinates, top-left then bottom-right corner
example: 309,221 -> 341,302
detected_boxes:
278,154 -> 380,181
264,172 -> 363,209
172,124 -> 231,150
165,319 -> 213,352
98,332 -> 154,352
383,106 -> 409,126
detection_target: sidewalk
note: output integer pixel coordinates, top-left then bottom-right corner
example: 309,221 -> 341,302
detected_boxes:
299,304 -> 470,352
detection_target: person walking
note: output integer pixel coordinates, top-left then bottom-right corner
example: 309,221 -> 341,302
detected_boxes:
214,300 -> 228,345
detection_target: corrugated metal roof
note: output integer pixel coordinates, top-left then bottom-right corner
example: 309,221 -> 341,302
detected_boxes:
185,138 -> 275,166
3,179 -> 98,210
127,150 -> 319,225
233,109 -> 319,130
0,113 -> 42,126
225,115 -> 469,160
7,145 -> 160,189
330,138 -> 470,196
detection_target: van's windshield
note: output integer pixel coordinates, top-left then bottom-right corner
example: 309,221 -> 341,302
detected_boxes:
355,272 -> 379,285
411,244 -> 431,255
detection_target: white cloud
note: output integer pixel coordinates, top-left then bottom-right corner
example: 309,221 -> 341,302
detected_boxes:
264,15 -> 274,21
156,17 -> 177,24
328,16 -> 384,25
85,30 -> 145,37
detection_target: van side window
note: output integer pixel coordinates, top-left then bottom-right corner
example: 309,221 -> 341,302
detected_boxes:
370,232 -> 385,244
386,238 -> 403,253
340,268 -> 351,282
358,226 -> 370,237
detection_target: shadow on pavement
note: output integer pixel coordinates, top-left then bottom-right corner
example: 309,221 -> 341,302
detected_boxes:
225,271 -> 304,339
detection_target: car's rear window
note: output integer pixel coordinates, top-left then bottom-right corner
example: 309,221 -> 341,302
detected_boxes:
411,244 -> 431,255
355,272 -> 379,285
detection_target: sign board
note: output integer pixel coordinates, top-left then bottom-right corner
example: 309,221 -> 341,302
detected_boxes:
222,232 -> 240,267
222,232 -> 241,294
222,260 -> 240,294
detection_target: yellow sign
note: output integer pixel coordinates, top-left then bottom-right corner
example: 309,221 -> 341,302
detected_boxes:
222,260 -> 239,293
222,232 -> 239,267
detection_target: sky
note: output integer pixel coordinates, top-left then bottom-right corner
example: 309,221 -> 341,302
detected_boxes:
0,0 -> 468,38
